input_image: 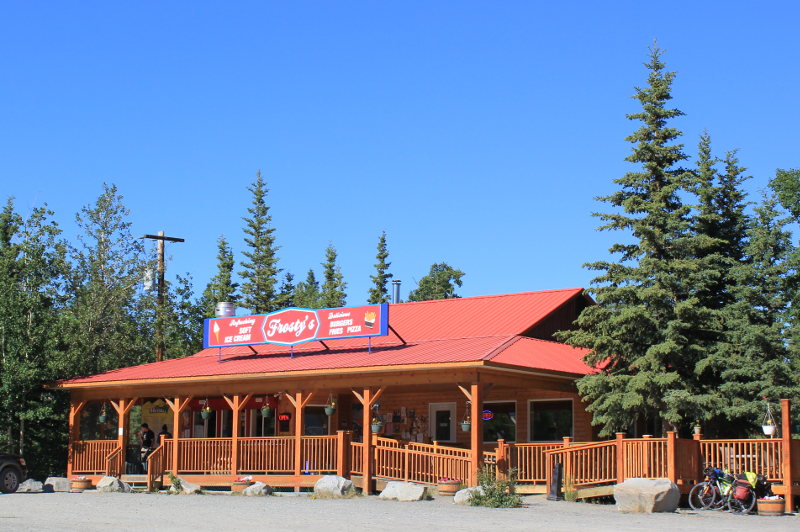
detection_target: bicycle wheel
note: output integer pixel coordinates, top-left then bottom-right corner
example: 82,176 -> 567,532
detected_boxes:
728,487 -> 756,514
688,481 -> 717,510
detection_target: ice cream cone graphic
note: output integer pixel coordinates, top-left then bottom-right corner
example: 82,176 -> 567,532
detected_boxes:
213,321 -> 221,344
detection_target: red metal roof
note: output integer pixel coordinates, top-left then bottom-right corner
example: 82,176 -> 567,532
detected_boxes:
59,288 -> 592,386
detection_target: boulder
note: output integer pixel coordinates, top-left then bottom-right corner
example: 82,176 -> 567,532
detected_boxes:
168,477 -> 202,495
242,482 -> 273,496
614,478 -> 679,513
313,476 -> 354,498
378,481 -> 429,502
96,476 -> 131,493
453,486 -> 484,505
44,477 -> 71,493
17,479 -> 44,493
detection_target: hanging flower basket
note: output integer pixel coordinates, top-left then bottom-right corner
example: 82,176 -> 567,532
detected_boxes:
261,406 -> 272,418
98,412 -> 107,424
460,421 -> 471,432
201,406 -> 212,420
325,405 -> 336,416
762,422 -> 776,437
371,420 -> 384,433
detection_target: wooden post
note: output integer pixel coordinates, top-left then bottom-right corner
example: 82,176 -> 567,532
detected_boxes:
286,391 -> 314,490
66,400 -> 86,478
351,387 -> 385,494
336,430 -> 351,477
470,383 -> 482,487
497,438 -> 507,480
666,431 -> 677,483
224,393 -> 252,479
615,432 -> 625,484
780,398 -> 793,514
562,436 -> 572,447
165,396 -> 193,476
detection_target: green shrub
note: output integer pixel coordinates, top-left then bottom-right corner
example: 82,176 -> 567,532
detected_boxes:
468,468 -> 522,508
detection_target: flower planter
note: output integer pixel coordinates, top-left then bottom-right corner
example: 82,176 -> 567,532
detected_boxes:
371,423 -> 383,434
70,479 -> 91,492
325,406 -> 336,416
460,422 -> 471,432
98,414 -> 107,424
757,498 -> 784,516
437,480 -> 461,496
231,481 -> 254,493
201,410 -> 211,420
260,407 -> 272,418
762,424 -> 776,437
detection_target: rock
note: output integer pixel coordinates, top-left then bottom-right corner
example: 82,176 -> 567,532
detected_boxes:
614,478 -> 679,513
313,476 -> 354,498
44,477 -> 71,493
168,477 -> 202,494
378,481 -> 429,502
17,479 -> 44,492
453,486 -> 484,505
242,482 -> 273,496
96,476 -> 131,493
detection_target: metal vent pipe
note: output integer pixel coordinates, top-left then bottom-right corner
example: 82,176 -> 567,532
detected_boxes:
392,280 -> 401,304
215,302 -> 236,317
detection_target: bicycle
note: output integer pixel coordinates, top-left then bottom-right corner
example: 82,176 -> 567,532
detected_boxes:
688,467 -> 734,510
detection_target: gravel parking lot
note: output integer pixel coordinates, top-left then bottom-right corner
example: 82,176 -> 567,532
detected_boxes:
0,491 -> 797,531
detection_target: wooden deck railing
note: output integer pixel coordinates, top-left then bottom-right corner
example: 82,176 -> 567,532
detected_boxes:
238,437 -> 295,473
370,439 -> 471,485
71,440 -> 118,474
623,438 -> 668,479
177,438 -> 233,474
350,442 -> 363,475
511,443 -> 564,483
700,439 -> 783,480
300,436 -> 338,474
545,440 -> 618,490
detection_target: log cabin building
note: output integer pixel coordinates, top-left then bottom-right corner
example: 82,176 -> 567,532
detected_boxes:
54,288 -> 599,492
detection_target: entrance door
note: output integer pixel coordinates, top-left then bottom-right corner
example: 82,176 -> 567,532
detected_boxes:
429,402 -> 456,442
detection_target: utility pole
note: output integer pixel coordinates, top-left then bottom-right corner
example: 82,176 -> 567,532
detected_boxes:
140,231 -> 185,362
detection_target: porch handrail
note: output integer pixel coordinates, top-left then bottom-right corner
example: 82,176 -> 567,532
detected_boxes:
105,445 -> 124,477
147,443 -> 165,490
699,438 -> 783,481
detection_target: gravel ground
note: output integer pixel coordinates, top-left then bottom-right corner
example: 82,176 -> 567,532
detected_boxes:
0,491 -> 797,532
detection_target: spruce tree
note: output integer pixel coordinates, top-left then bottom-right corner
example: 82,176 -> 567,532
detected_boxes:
368,231 -> 393,304
294,269 -> 321,309
407,263 -> 464,301
240,170 -> 281,313
164,274 -> 204,357
558,47 -> 717,436
201,235 -> 238,318
275,272 -> 295,309
770,168 -> 800,221
320,245 -> 347,308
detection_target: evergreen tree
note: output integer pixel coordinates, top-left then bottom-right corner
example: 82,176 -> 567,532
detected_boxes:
0,199 -> 69,475
164,274 -> 204,357
407,263 -> 464,301
770,168 -> 800,221
294,269 -> 321,309
60,184 -> 151,376
711,194 -> 799,433
274,272 -> 295,309
368,231 -> 393,304
558,47 -> 718,436
320,245 -> 347,308
201,235 -> 238,318
239,170 -> 281,313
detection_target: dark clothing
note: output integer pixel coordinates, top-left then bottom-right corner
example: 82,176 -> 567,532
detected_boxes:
141,428 -> 155,449
157,429 -> 172,447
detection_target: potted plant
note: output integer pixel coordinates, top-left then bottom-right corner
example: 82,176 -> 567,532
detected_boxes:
231,475 -> 254,493
756,496 -> 784,516
260,404 -> 272,418
70,476 -> 91,492
693,420 -> 701,435
762,418 -> 776,437
371,415 -> 384,433
201,403 -> 212,420
325,395 -> 336,416
437,477 -> 462,496
98,404 -> 108,424
461,419 -> 471,432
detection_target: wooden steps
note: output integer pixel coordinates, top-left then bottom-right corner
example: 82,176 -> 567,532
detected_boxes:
120,474 -> 150,492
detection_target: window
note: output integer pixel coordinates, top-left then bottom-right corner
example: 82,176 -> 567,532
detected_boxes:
482,401 -> 517,443
304,406 -> 329,435
529,399 -> 573,441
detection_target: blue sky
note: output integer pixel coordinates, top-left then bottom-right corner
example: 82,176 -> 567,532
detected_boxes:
1,1 -> 798,308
